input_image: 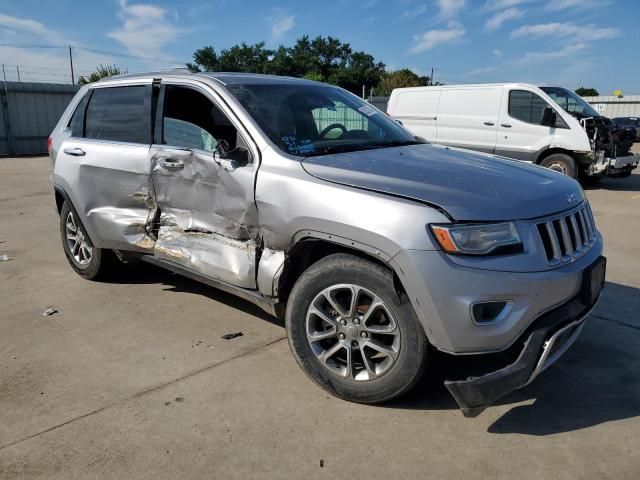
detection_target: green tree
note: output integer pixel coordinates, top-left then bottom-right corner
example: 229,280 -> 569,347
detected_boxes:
375,69 -> 430,96
575,87 -> 599,97
187,35 -> 388,95
77,65 -> 125,85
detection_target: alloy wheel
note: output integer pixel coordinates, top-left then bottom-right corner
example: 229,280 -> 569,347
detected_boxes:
65,210 -> 93,266
306,284 -> 401,381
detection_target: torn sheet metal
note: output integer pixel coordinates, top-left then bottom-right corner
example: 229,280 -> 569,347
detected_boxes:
155,226 -> 257,288
257,248 -> 285,297
150,148 -> 259,240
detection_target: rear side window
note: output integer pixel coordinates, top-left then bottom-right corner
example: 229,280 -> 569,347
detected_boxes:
508,90 -> 548,125
85,86 -> 151,143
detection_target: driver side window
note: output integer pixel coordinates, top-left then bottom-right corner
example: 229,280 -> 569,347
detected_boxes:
162,85 -> 238,152
508,90 -> 549,125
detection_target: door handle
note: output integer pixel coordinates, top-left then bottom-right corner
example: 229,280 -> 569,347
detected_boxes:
484,122 -> 495,126
162,159 -> 184,170
63,147 -> 85,156
501,123 -> 512,128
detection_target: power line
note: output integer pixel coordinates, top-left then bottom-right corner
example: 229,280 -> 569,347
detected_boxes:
0,43 -> 184,65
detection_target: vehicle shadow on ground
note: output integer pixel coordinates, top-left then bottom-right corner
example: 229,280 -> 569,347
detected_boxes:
386,281 -> 640,436
101,261 -> 284,328
583,172 -> 640,192
101,265 -> 640,435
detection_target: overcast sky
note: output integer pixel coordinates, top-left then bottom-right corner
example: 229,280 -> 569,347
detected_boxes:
0,0 -> 637,93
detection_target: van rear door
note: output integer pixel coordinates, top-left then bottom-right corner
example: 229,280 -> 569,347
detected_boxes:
436,86 -> 501,154
388,88 -> 440,142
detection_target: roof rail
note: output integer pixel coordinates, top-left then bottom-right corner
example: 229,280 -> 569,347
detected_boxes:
98,68 -> 194,82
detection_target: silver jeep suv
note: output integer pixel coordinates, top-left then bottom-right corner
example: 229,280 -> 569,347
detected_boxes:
49,71 -> 605,416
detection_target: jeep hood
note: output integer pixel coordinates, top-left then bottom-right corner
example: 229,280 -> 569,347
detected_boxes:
301,144 -> 584,221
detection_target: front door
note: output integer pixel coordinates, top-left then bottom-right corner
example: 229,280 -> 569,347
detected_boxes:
149,82 -> 260,288
494,87 -> 557,161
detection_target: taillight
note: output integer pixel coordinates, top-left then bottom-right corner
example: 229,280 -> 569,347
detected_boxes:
47,137 -> 53,156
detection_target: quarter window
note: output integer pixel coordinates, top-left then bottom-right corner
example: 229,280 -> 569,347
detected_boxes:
85,86 -> 151,143
68,93 -> 90,138
508,90 -> 549,125
162,86 -> 239,152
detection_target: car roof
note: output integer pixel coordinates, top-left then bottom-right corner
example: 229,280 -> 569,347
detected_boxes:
99,69 -> 324,87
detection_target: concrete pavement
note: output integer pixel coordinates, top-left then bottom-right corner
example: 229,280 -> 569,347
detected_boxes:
1,155 -> 639,479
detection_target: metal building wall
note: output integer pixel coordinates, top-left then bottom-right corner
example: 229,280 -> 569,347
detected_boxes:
0,82 -> 80,156
582,95 -> 640,118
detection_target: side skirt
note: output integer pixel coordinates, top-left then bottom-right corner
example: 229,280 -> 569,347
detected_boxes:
141,255 -> 278,317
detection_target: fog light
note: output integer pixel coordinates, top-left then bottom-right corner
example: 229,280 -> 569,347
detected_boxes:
471,301 -> 511,325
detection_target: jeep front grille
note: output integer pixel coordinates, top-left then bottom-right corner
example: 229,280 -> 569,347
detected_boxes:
536,204 -> 596,265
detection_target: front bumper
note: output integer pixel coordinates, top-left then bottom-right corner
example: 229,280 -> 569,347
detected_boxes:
591,153 -> 640,175
444,256 -> 605,417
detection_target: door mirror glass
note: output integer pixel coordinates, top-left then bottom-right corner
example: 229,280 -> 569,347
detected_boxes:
214,140 -> 250,167
541,106 -> 557,127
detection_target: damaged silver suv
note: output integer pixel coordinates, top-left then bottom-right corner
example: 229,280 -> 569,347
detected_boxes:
49,71 -> 605,416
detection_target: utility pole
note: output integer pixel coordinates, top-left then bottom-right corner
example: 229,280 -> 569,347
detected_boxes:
362,84 -> 365,100
430,67 -> 434,86
68,45 -> 75,85
2,64 -> 6,82
16,65 -> 20,82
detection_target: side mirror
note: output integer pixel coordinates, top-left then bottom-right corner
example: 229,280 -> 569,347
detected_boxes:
224,146 -> 250,166
214,142 -> 250,167
541,107 -> 557,127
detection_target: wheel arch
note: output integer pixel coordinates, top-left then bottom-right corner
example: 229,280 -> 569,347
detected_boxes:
534,147 -> 576,165
274,236 -> 406,319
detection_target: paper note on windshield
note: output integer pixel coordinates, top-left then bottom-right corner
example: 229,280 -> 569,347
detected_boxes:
358,105 -> 378,117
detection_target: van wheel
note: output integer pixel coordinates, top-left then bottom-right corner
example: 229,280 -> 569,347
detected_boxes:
59,201 -> 113,280
540,153 -> 577,178
285,253 -> 428,404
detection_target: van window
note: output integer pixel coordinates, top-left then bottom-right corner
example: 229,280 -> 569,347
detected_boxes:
508,90 -> 548,125
162,85 -> 238,152
68,93 -> 90,137
85,86 -> 150,143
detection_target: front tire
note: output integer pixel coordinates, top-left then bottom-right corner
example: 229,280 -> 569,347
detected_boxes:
540,153 -> 578,179
285,253 -> 428,404
59,201 -> 113,280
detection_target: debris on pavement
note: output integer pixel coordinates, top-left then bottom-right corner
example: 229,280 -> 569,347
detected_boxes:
0,254 -> 10,261
221,332 -> 244,340
42,307 -> 58,316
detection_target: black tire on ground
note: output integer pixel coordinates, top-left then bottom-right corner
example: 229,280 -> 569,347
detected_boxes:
59,201 -> 114,280
285,253 -> 428,404
539,153 -> 578,179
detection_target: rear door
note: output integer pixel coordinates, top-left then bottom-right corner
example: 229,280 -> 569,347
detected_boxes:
436,86 -> 501,154
148,80 -> 260,288
55,82 -> 155,252
494,87 -> 557,161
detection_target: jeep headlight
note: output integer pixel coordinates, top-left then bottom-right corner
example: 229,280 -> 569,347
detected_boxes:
430,223 -> 522,255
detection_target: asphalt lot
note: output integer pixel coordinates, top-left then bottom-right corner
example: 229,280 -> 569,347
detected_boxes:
1,154 -> 639,479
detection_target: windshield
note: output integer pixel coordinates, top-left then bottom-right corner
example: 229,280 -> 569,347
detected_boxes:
613,117 -> 639,126
226,83 -> 421,157
540,86 -> 601,118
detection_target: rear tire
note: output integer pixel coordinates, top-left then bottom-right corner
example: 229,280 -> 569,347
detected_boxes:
285,253 -> 428,404
540,153 -> 578,179
59,201 -> 114,280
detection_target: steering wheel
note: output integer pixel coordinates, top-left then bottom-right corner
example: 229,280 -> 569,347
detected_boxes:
320,123 -> 348,139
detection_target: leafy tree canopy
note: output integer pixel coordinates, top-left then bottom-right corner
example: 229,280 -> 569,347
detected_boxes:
187,36 -> 425,95
575,87 -> 599,97
77,64 -> 126,85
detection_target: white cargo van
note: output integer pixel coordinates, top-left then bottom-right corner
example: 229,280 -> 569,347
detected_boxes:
388,83 -> 639,180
